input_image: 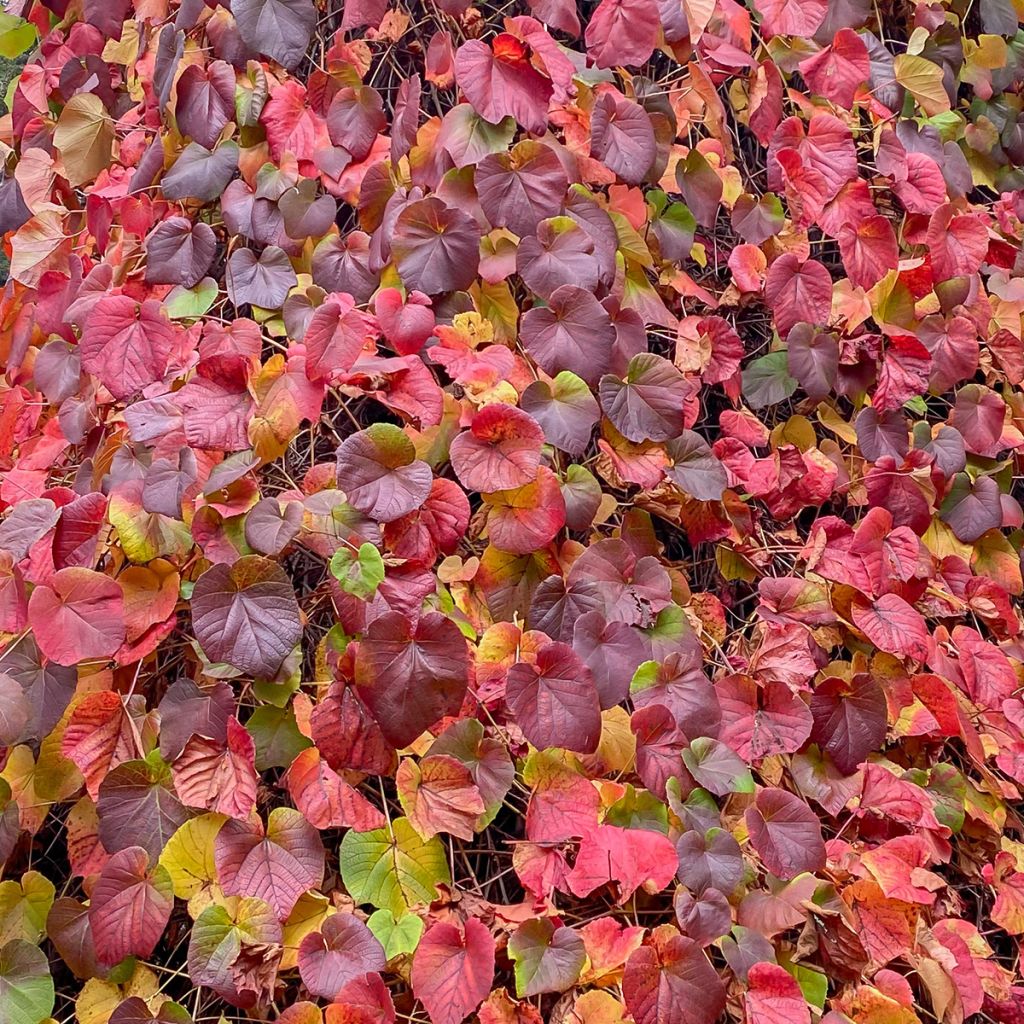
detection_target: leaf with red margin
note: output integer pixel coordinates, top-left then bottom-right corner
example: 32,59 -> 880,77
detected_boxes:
89,846 -> 174,966
354,610 -> 470,749
79,296 -> 177,400
396,754 -> 486,841
506,640 -> 601,754
411,919 -> 496,1024
623,926 -> 726,1024
567,824 -> 677,902
450,404 -> 545,492
482,466 -> 566,554
520,285 -> 616,386
214,807 -> 325,921
850,593 -> 931,662
191,555 -> 303,677
304,292 -> 379,382
744,961 -> 811,1024
285,748 -> 385,831
28,566 -> 125,667
172,717 -> 259,818
745,788 -> 825,880
336,424 -> 433,523
297,914 -> 386,1000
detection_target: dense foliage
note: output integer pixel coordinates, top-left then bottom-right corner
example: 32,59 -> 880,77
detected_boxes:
2,0 -> 1024,1022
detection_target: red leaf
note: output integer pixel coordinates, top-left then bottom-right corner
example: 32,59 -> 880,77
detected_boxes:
745,788 -> 825,880
354,610 -> 470,749
450,404 -> 545,492
506,640 -> 601,754
623,927 -> 726,1024
411,919 -> 496,1024
89,846 -> 174,966
298,914 -> 386,1000
744,961 -> 811,1024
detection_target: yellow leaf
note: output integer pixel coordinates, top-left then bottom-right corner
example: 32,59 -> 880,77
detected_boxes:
159,813 -> 227,902
76,965 -> 162,1024
54,93 -> 115,186
0,871 -> 55,945
280,892 -> 336,971
893,54 -> 950,116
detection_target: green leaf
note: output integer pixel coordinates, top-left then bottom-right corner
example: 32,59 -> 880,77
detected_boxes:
329,542 -> 385,600
0,939 -> 55,1024
165,277 -> 219,319
246,706 -> 311,771
0,15 -> 36,59
742,351 -> 797,409
340,818 -> 451,916
0,873 -> 54,946
367,908 -> 424,958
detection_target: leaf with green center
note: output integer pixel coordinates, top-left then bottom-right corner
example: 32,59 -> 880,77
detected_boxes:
187,897 -> 282,1009
339,818 -> 451,916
